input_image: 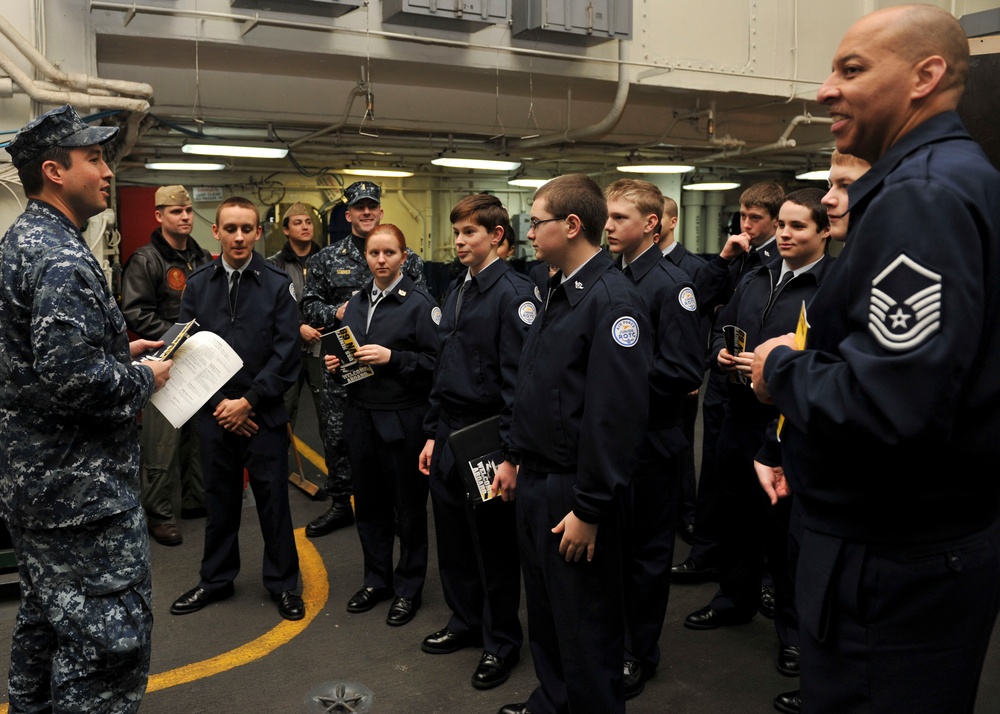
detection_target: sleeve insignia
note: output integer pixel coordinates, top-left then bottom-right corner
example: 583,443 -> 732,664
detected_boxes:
611,316 -> 640,347
678,286 -> 697,312
517,301 -> 537,325
289,283 -> 297,301
431,306 -> 442,325
868,253 -> 941,351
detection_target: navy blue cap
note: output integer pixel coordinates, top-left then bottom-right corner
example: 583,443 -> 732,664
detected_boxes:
344,181 -> 381,206
5,105 -> 119,169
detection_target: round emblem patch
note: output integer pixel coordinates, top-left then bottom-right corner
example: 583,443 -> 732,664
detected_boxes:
678,286 -> 697,312
431,306 -> 442,325
166,267 -> 186,291
533,286 -> 542,302
518,301 -> 537,325
289,283 -> 298,301
611,316 -> 640,347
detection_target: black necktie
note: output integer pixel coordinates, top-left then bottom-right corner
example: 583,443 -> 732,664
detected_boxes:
229,271 -> 241,312
623,264 -> 634,280
776,271 -> 793,289
455,281 -> 469,321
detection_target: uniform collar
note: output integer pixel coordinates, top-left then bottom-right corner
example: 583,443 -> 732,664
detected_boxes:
553,249 -> 613,307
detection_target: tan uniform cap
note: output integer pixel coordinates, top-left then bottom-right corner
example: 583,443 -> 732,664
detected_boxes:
285,202 -> 311,218
155,185 -> 192,207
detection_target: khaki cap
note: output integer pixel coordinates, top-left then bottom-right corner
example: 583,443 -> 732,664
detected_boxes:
155,185 -> 192,207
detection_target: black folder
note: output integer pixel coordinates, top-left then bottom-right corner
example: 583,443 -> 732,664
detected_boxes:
447,415 -> 503,506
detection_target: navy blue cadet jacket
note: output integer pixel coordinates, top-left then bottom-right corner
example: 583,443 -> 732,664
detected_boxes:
180,251 -> 300,427
509,250 -> 653,523
423,258 -> 540,448
715,254 -> 834,426
663,241 -> 708,284
338,274 -> 439,410
617,245 -> 704,429
762,111 -> 1000,544
696,239 -> 778,320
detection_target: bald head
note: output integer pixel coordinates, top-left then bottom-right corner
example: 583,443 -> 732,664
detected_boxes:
875,4 -> 969,99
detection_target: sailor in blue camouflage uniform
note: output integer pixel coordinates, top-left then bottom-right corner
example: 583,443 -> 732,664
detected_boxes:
300,180 -> 427,538
500,175 -> 653,714
0,104 -> 172,713
753,7 -> 1000,712
604,179 -> 705,700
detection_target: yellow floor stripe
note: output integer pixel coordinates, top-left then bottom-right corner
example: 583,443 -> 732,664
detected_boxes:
293,435 -> 328,475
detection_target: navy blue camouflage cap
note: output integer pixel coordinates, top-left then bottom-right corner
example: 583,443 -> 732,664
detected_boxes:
5,104 -> 119,169
344,180 -> 381,206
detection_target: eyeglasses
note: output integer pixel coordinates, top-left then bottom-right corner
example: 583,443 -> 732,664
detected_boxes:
529,215 -> 567,231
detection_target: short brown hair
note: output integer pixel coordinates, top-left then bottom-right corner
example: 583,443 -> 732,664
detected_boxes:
215,196 -> 259,226
740,182 -> 785,219
450,194 -> 510,235
534,174 -> 607,246
783,187 -> 830,234
830,149 -> 870,170
604,178 -> 663,222
18,145 -> 73,196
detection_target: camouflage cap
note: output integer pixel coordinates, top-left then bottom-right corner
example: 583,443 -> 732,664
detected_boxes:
155,185 -> 192,207
344,181 -> 381,206
5,104 -> 118,169
284,201 -> 311,219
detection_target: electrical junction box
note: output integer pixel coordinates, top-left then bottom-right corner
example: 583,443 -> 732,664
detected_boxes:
229,0 -> 362,18
512,0 -> 631,43
383,0 -> 511,29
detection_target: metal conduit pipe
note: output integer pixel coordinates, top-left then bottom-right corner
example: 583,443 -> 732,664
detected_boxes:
288,78 -> 369,149
693,114 -> 834,164
0,13 -> 153,97
507,41 -> 630,151
0,51 -> 150,112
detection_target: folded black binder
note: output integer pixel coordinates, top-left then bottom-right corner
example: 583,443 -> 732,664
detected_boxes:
448,415 -> 503,506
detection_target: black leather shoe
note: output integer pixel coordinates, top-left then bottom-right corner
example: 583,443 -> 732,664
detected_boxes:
472,651 -> 519,690
684,605 -> 754,630
670,557 -> 721,584
774,689 -> 802,714
497,704 -> 531,714
170,583 -> 234,615
679,523 -> 696,545
305,501 -> 355,538
271,590 -> 305,621
623,659 -> 649,700
760,584 -> 776,619
386,596 -> 420,626
421,627 -> 481,654
777,645 -> 800,677
346,586 -> 390,614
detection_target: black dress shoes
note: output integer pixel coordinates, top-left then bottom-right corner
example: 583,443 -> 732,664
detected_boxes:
624,659 -> 653,700
346,586 -> 391,613
774,689 -> 802,714
670,557 -> 721,584
760,584 -> 776,619
497,704 -> 531,714
777,645 -> 800,677
386,596 -> 420,626
421,627 -> 481,654
272,590 -> 305,621
170,583 -> 235,615
684,605 -> 754,630
305,501 -> 355,538
472,651 -> 519,690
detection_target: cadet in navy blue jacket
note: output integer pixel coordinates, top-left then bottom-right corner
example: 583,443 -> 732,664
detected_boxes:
170,197 -> 304,622
685,189 -> 833,688
501,175 -> 652,714
325,223 -> 439,627
605,179 -> 704,700
753,7 -> 1000,711
418,195 -> 538,691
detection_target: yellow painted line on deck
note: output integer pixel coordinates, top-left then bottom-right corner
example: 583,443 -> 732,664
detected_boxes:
147,527 -> 328,692
0,432 -> 331,713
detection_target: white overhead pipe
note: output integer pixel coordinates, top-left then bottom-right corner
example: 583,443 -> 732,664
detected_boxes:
288,75 -> 369,149
0,12 -> 153,98
693,113 -> 833,164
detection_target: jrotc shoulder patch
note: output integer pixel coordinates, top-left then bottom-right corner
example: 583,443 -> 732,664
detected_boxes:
431,306 -> 442,325
534,285 -> 542,302
518,301 -> 537,325
868,253 -> 941,351
678,286 -> 697,312
289,283 -> 297,301
612,316 -> 640,348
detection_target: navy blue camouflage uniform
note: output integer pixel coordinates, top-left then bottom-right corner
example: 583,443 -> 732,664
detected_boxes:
340,275 -> 439,601
617,245 -> 704,674
0,200 -> 156,713
762,111 -> 1000,712
423,257 -> 538,662
301,234 -> 426,502
180,251 -> 302,596
509,251 -> 652,714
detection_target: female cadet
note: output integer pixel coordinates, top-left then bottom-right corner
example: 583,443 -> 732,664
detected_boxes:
324,223 -> 440,626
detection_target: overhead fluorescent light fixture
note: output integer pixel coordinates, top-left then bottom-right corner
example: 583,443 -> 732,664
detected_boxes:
145,161 -> 226,171
682,172 -> 741,192
796,168 -> 830,181
508,177 -> 551,188
340,167 -> 414,178
182,142 -> 289,159
432,157 -> 521,171
616,163 -> 695,174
